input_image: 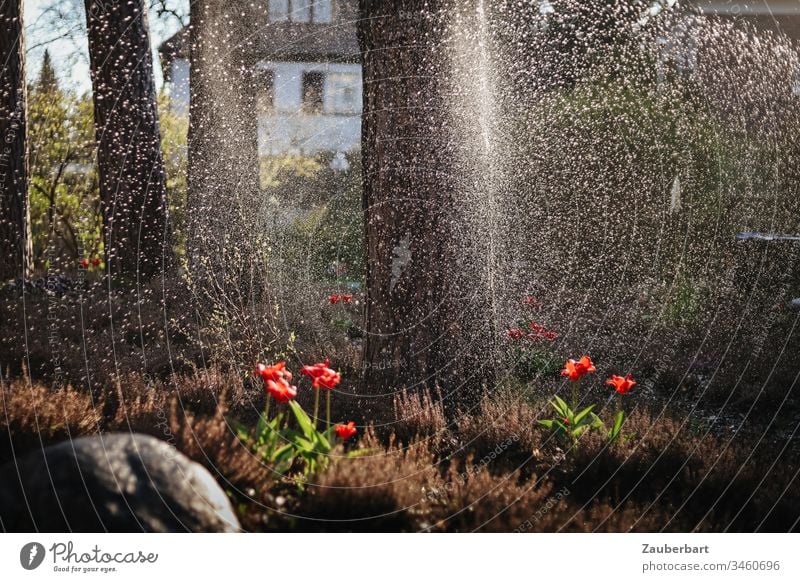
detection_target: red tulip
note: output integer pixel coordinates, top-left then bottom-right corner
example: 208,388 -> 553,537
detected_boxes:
90,257 -> 101,267
522,322 -> 557,342
255,361 -> 292,383
528,321 -> 544,333
522,295 -> 542,308
561,355 -> 596,381
266,378 -> 297,403
606,374 -> 636,395
334,421 -> 357,439
506,328 -> 526,340
341,294 -> 353,303
254,362 -> 297,402
329,294 -> 340,304
79,258 -> 89,269
300,359 -> 341,390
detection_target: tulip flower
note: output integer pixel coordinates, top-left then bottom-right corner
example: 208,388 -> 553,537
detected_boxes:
254,362 -> 297,416
561,355 -> 596,410
561,355 -> 596,381
522,295 -> 542,308
266,378 -> 297,403
301,359 -> 341,427
255,361 -> 293,383
329,294 -> 340,304
79,259 -> 89,269
90,257 -> 101,267
300,359 -> 340,389
506,328 -> 526,340
334,421 -> 357,440
606,374 -> 636,395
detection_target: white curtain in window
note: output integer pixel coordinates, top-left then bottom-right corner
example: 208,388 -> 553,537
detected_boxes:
291,0 -> 312,23
269,0 -> 289,21
314,0 -> 333,23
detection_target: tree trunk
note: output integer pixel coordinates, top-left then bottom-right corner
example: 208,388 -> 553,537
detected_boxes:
84,0 -> 171,281
0,0 -> 31,281
186,0 -> 261,281
358,1 -> 496,419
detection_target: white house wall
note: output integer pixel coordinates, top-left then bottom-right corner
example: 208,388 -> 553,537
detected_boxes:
165,58 -> 362,156
259,61 -> 362,155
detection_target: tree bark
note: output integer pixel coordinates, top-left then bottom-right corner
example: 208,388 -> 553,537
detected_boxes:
0,0 -> 32,281
358,1 -> 496,419
84,0 -> 171,281
186,0 -> 261,281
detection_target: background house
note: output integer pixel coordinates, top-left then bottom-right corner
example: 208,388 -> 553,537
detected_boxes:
689,0 -> 800,39
159,0 -> 361,157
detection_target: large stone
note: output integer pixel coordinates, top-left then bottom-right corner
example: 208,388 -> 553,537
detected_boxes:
0,433 -> 240,532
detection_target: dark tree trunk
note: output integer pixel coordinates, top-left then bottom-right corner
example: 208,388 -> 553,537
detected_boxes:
0,0 -> 31,281
358,1 -> 496,419
186,0 -> 260,278
84,0 -> 171,281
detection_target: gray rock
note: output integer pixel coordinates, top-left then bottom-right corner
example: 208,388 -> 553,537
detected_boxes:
0,433 -> 240,532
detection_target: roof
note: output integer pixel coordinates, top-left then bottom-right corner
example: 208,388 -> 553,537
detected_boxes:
158,0 -> 360,77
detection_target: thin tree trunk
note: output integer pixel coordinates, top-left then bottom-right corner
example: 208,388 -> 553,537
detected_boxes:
358,1 -> 495,419
186,0 -> 261,279
0,0 -> 31,281
84,0 -> 171,281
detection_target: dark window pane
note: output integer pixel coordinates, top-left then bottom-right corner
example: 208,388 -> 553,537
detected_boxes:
302,71 -> 325,113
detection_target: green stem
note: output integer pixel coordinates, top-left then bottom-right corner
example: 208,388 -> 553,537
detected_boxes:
571,379 -> 579,412
326,390 -> 331,429
313,388 -> 320,429
264,397 -> 271,422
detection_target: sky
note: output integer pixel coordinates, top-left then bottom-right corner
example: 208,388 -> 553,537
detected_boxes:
24,0 -> 188,95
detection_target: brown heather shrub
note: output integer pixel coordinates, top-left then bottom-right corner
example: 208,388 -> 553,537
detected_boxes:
455,390 -> 542,466
111,366 -> 261,424
392,388 -> 448,443
2,373 -> 799,532
298,429 -> 442,531
545,409 -> 800,532
0,378 -> 101,464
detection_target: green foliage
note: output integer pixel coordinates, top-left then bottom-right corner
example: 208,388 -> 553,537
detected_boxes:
608,410 -> 626,444
235,399 -> 363,486
663,273 -> 702,327
158,91 -> 188,259
538,394 -> 605,446
27,66 -> 189,272
512,346 -> 561,380
263,153 -> 364,286
28,53 -> 102,269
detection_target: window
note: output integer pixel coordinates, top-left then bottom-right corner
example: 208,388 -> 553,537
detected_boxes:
326,72 -> 360,114
268,0 -> 289,21
313,0 -> 333,23
271,0 -> 333,23
254,69 -> 275,114
290,0 -> 311,23
302,71 -> 325,113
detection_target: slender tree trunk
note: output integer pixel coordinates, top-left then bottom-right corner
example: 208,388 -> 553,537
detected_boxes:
358,1 -> 496,419
0,0 -> 31,281
186,0 -> 260,278
84,0 -> 171,281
